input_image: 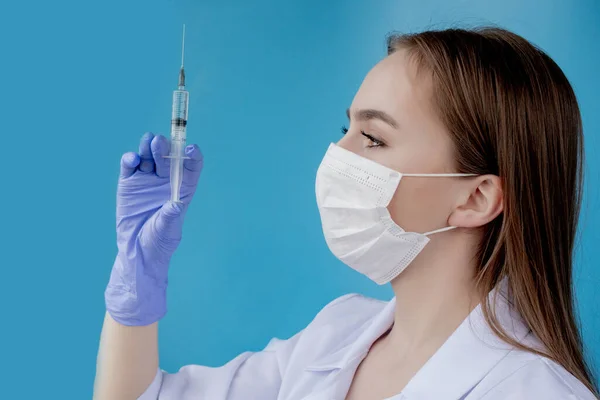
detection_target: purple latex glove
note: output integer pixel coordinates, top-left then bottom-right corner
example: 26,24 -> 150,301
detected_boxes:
105,132 -> 203,326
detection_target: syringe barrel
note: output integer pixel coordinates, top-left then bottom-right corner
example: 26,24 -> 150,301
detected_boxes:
170,89 -> 189,143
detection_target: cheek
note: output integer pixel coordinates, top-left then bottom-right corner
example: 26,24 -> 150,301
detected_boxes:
387,179 -> 454,232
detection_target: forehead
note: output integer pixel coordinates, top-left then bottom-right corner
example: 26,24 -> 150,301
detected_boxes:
351,50 -> 434,123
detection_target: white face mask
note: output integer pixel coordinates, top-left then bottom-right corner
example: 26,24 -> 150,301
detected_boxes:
315,143 -> 475,285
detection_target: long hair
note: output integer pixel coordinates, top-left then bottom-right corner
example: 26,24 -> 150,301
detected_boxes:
387,27 -> 596,394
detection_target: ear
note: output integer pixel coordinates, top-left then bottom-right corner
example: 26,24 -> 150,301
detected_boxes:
448,175 -> 503,228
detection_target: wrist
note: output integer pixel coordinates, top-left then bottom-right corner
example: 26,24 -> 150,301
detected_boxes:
105,283 -> 167,326
105,254 -> 168,326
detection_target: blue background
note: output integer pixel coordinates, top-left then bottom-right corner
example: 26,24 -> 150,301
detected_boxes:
0,0 -> 598,398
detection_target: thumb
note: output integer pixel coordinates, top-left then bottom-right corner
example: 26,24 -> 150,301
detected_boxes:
154,201 -> 186,242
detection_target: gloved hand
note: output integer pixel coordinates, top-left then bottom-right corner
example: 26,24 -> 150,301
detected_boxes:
105,132 -> 204,326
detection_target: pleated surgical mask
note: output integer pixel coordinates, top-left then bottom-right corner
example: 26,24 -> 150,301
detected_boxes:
315,143 -> 475,284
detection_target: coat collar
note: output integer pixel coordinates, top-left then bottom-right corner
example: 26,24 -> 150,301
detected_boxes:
305,280 -> 532,399
400,282 -> 531,399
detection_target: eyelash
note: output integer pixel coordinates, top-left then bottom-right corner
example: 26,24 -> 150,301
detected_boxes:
340,125 -> 385,148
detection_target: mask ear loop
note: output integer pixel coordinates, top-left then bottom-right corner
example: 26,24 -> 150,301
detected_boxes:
401,173 -> 478,177
423,225 -> 457,236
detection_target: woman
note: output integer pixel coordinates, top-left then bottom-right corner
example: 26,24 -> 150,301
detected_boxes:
93,27 -> 598,399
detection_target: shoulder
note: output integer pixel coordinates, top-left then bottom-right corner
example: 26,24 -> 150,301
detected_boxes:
266,293 -> 388,365
317,293 -> 387,315
264,293 -> 386,352
481,351 -> 597,399
298,293 -> 387,351
314,293 -> 387,318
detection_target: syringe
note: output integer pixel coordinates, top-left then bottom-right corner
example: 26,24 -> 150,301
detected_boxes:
164,24 -> 190,203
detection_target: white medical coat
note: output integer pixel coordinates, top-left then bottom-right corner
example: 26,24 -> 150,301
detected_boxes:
138,290 -> 596,399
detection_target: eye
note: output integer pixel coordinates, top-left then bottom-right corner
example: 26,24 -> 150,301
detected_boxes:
340,125 -> 385,148
361,131 -> 385,148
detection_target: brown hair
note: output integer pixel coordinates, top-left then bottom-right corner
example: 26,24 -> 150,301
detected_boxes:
387,27 -> 597,394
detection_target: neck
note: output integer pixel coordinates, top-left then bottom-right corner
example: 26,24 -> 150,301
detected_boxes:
385,230 -> 482,356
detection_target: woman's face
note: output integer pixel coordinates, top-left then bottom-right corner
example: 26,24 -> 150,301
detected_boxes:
337,49 -> 467,233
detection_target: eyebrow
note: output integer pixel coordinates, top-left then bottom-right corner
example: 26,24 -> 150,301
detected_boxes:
346,108 -> 399,129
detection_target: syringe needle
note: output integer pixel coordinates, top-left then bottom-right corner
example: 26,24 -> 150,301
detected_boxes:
178,24 -> 186,88
181,24 -> 186,67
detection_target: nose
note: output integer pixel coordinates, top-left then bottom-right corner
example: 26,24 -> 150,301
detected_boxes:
335,132 -> 353,152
